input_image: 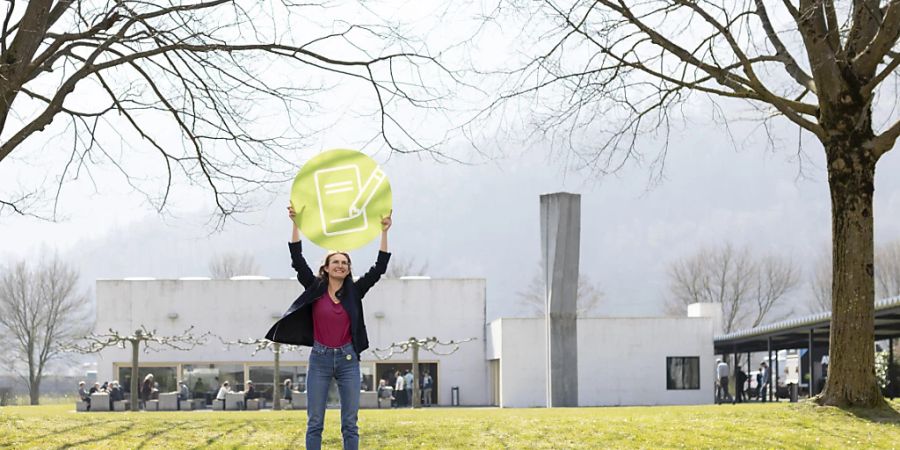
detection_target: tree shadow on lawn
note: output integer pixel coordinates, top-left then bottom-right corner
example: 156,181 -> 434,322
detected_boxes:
188,420 -> 249,449
134,421 -> 192,450
844,403 -> 900,424
221,420 -> 257,449
799,399 -> 900,424
7,418 -> 133,448
286,428 -> 305,450
58,422 -> 136,449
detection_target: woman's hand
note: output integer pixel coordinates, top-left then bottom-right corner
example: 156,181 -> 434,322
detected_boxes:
379,210 -> 392,252
288,203 -> 303,243
381,210 -> 392,232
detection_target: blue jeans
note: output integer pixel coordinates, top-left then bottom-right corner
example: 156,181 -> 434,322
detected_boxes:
306,342 -> 360,450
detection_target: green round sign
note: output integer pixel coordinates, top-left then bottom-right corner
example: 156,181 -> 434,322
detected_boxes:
291,149 -> 392,251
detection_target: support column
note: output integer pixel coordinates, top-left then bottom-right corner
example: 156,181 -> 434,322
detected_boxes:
808,329 -> 815,397
890,338 -> 895,400
732,346 -> 739,403
273,343 -> 281,410
747,351 -> 751,400
774,345 -> 780,402
767,337 -> 773,402
541,193 -> 581,407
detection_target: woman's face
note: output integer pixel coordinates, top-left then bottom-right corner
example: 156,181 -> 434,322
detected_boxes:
325,253 -> 351,280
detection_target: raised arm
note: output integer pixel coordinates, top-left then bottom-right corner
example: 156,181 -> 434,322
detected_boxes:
356,211 -> 393,296
287,204 -> 316,288
379,210 -> 391,253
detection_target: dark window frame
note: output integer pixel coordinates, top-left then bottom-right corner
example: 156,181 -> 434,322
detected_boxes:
666,356 -> 701,390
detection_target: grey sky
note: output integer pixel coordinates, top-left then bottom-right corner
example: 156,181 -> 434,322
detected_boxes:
3,112 -> 898,323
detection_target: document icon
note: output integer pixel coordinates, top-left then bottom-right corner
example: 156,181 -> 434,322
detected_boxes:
314,165 -> 386,236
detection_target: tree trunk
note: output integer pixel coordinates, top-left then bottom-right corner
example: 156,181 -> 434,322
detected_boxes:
131,340 -> 140,411
412,345 -> 421,409
273,344 -> 281,411
27,351 -> 39,405
816,134 -> 885,408
29,379 -> 40,405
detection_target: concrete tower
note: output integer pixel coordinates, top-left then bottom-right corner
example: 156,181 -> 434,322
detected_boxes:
540,192 -> 580,407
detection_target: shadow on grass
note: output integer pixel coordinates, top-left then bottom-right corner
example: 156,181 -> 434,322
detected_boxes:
134,421 -> 191,450
844,404 -> 900,423
800,398 -> 900,424
287,428 -> 306,450
187,420 -> 247,449
0,422 -> 86,446
6,418 -> 131,447
57,422 -> 136,449
225,420 -> 256,449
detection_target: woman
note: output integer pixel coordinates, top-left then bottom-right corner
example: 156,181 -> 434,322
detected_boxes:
216,381 -> 231,409
140,374 -> 154,408
265,204 -> 392,450
283,378 -> 293,402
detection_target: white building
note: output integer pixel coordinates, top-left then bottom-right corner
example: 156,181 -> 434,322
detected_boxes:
94,278 -> 718,407
487,302 -> 720,407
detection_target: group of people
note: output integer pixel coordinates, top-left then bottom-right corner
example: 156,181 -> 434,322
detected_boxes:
77,380 -> 126,411
715,359 -> 771,404
214,380 -> 261,409
79,373 -> 198,410
379,370 -> 433,407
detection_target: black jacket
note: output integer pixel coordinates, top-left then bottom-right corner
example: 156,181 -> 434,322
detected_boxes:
265,241 -> 390,355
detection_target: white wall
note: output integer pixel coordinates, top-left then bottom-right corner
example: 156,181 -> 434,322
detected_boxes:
94,278 -> 489,406
577,317 -> 715,406
488,318 -> 547,408
487,316 -> 715,407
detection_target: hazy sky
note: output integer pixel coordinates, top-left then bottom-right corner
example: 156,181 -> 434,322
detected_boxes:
1,1 -> 899,327
3,114 -> 899,323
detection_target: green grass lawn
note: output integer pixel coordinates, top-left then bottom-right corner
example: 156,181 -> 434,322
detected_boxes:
1,401 -> 899,449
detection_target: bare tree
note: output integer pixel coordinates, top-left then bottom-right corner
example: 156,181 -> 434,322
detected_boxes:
384,257 -> 429,279
63,325 -> 209,411
0,255 -> 90,405
487,0 -> 900,407
517,266 -> 603,317
372,336 -> 475,408
666,244 -> 799,334
875,239 -> 900,299
208,252 -> 259,279
809,250 -> 833,313
811,239 -> 900,312
0,1 -> 458,222
219,337 -> 303,410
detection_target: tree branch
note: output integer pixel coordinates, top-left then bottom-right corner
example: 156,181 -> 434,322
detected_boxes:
854,0 -> 900,76
754,0 -> 817,92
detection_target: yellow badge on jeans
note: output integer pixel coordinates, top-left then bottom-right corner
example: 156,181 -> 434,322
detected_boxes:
346,354 -> 352,361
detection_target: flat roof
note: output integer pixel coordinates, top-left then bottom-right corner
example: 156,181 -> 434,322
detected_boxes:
714,296 -> 900,353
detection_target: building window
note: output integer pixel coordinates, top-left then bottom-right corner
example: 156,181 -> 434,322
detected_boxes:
666,357 -> 700,390
248,365 -> 306,401
116,365 -> 178,396
182,363 -> 245,405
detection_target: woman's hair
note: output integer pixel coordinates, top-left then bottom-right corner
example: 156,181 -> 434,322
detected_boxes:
284,378 -> 292,386
317,251 -> 352,280
143,374 -> 153,382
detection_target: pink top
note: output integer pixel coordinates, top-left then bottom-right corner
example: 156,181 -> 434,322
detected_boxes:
312,292 -> 352,347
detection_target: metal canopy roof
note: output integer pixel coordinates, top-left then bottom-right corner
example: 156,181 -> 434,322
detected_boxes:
714,296 -> 900,354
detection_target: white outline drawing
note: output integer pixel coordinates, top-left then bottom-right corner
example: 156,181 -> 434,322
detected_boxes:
313,164 -> 386,236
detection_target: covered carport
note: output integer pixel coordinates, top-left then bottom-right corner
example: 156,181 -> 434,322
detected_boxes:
714,296 -> 900,401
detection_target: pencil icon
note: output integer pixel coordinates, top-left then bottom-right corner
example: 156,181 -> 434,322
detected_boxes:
349,167 -> 386,217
